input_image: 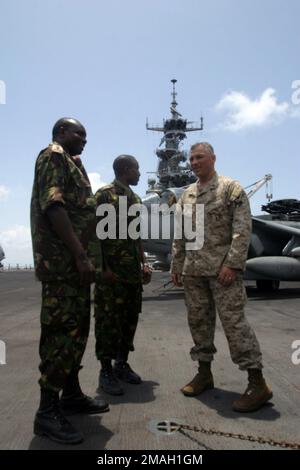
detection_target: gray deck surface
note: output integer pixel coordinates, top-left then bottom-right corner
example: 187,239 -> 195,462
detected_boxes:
0,271 -> 299,450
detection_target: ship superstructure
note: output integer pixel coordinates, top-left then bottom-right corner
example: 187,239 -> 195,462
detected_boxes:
146,79 -> 203,191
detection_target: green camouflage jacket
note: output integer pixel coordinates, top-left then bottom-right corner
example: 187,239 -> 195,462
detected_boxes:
95,179 -> 142,284
30,142 -> 101,282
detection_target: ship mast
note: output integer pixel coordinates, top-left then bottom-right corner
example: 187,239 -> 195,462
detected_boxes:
146,79 -> 204,190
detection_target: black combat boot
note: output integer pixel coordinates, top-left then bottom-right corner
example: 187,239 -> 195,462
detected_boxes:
98,360 -> 124,396
60,367 -> 109,415
113,351 -> 142,385
34,389 -> 83,444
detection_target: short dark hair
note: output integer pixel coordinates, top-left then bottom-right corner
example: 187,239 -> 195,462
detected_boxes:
190,142 -> 215,155
113,155 -> 137,177
52,117 -> 83,139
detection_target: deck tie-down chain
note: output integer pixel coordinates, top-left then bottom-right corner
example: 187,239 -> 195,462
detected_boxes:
178,423 -> 300,450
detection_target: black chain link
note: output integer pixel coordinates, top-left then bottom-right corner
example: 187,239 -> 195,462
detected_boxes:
178,428 -> 213,450
179,424 -> 300,450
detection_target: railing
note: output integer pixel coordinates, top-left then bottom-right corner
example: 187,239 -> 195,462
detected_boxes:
0,264 -> 34,271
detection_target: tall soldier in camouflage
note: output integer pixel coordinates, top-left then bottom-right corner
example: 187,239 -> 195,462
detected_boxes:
30,118 -> 109,445
94,155 -> 151,395
171,142 -> 273,412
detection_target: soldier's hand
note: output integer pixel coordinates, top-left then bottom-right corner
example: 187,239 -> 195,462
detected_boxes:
172,273 -> 183,287
143,264 -> 152,274
75,252 -> 95,284
218,266 -> 237,287
142,264 -> 152,285
72,155 -> 82,167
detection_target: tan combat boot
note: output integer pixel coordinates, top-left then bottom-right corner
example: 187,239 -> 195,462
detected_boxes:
232,369 -> 273,412
181,362 -> 214,397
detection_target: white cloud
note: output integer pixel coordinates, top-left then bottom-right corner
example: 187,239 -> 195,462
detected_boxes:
290,106 -> 300,118
0,185 -> 10,201
88,172 -> 107,194
0,225 -> 33,266
216,88 -> 290,131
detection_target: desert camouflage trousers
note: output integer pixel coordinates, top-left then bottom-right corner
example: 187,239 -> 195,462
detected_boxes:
183,275 -> 263,370
39,280 -> 90,392
94,282 -> 142,361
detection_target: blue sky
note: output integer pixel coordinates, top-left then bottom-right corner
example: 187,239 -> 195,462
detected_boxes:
0,0 -> 299,265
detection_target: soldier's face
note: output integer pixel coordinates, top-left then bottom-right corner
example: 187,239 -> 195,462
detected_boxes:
189,147 -> 215,179
61,124 -> 87,156
126,161 -> 140,186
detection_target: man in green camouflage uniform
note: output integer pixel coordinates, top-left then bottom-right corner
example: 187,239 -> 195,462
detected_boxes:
171,142 -> 273,412
94,155 -> 150,395
30,118 -> 108,445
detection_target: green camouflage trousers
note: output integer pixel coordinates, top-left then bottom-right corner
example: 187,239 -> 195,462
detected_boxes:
94,281 -> 142,361
39,280 -> 90,392
183,275 -> 263,370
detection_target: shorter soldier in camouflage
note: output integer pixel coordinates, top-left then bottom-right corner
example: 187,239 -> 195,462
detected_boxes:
94,155 -> 151,395
30,118 -> 109,445
171,142 -> 273,412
